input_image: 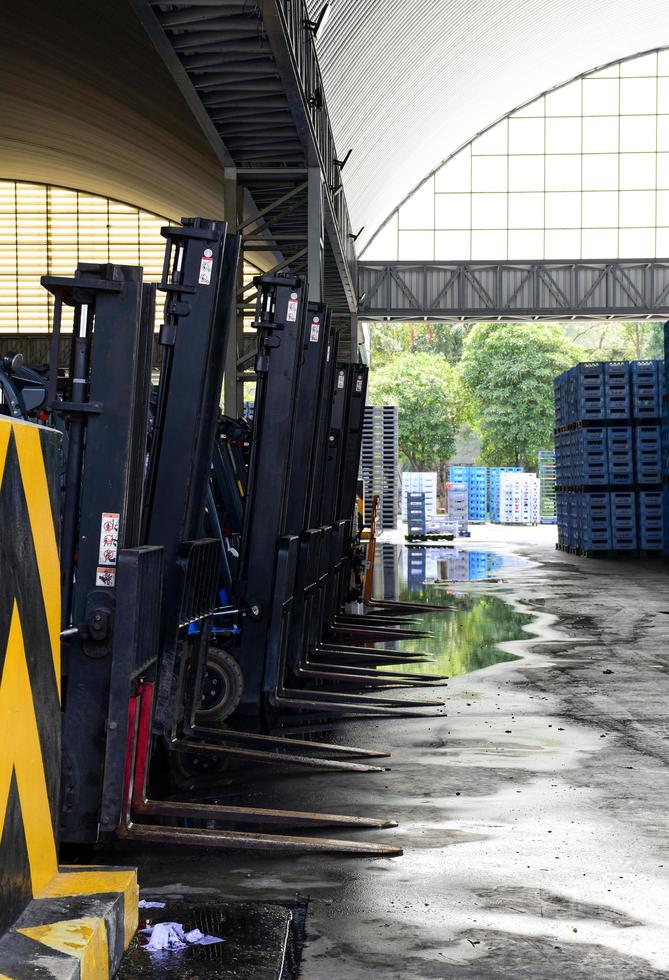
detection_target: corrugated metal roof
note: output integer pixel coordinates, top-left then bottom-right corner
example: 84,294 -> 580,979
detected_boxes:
308,0 -> 669,252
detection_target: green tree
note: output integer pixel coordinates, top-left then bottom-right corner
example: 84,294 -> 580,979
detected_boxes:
459,322 -> 581,468
618,321 -> 664,360
370,321 -> 471,368
368,352 -> 461,469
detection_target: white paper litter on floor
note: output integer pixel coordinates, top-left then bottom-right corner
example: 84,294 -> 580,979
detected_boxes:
140,921 -> 224,951
138,900 -> 167,909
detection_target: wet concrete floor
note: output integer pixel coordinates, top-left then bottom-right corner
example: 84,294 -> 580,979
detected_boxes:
112,526 -> 669,978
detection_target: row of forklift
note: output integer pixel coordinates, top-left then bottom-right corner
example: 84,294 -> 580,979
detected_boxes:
0,217 -> 450,857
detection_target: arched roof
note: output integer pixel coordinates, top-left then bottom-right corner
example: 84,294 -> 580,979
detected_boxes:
309,0 -> 669,252
359,47 -> 669,262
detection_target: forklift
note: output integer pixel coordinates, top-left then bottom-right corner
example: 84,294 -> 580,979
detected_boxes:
0,217 -> 451,856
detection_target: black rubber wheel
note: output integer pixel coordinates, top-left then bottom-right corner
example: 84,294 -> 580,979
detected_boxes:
195,647 -> 243,725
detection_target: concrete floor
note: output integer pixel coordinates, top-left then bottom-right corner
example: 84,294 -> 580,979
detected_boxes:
120,527 -> 669,979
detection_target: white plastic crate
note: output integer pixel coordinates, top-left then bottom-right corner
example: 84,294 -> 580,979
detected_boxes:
401,471 -> 438,519
499,472 -> 540,524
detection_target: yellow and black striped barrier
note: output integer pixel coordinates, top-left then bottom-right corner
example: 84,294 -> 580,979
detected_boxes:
0,416 -> 138,979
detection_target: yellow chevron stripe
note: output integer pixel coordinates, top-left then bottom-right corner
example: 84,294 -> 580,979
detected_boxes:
38,869 -> 138,949
0,421 -> 10,484
11,421 -> 61,699
0,601 -> 58,894
19,917 -> 109,980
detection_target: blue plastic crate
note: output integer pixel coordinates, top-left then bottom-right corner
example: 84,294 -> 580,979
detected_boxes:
635,425 -> 662,484
488,466 -> 522,521
606,426 -> 634,484
574,363 -> 606,423
406,492 -> 427,535
604,362 -> 631,419
554,376 -> 566,428
572,427 -> 608,485
638,490 -> 663,550
662,416 -> 669,477
467,553 -> 490,580
554,432 -> 567,485
610,492 -> 637,549
578,492 -> 612,550
631,360 -> 661,418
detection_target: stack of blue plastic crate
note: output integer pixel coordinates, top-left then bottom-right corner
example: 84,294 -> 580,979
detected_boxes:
555,358 -> 665,556
448,465 -> 488,520
448,464 -> 534,521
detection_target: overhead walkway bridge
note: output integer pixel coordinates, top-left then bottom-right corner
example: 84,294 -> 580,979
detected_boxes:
357,260 -> 669,321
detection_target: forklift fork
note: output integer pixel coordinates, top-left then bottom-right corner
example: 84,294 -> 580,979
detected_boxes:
117,683 -> 403,856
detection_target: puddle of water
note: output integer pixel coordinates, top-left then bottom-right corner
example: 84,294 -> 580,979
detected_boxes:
375,544 -> 533,677
404,544 -> 528,587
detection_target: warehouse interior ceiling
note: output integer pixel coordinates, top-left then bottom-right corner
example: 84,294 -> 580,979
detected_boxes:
308,0 -> 669,252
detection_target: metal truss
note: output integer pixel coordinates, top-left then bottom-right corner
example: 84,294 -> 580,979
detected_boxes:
358,260 -> 669,320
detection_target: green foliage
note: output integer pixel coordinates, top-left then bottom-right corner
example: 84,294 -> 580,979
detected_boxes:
367,352 -> 461,469
563,320 -> 664,360
370,321 -> 470,369
459,322 -> 581,468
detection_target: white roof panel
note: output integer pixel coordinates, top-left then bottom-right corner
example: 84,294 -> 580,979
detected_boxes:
309,0 -> 669,251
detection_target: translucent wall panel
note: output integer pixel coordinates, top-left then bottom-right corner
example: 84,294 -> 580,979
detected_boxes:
0,181 -> 169,333
362,47 -> 669,262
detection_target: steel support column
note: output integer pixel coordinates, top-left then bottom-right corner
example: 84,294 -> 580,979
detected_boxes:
224,167 -> 244,417
308,168 -> 324,303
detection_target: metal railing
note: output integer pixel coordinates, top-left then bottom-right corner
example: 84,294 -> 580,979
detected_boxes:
276,0 -> 356,276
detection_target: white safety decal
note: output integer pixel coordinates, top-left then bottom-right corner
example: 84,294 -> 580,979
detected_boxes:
337,370 -> 345,388
310,317 -> 320,342
286,291 -> 299,322
98,512 -> 120,566
95,567 -> 116,588
199,248 -> 213,285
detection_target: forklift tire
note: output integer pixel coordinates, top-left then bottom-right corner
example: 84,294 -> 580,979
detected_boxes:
195,647 -> 243,725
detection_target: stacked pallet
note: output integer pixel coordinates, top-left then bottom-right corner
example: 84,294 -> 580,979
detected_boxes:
361,405 -> 399,530
538,450 -> 556,524
554,360 -> 665,556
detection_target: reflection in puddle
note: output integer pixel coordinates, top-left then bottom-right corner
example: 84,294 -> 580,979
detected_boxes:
404,545 -> 528,587
374,544 -> 533,677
